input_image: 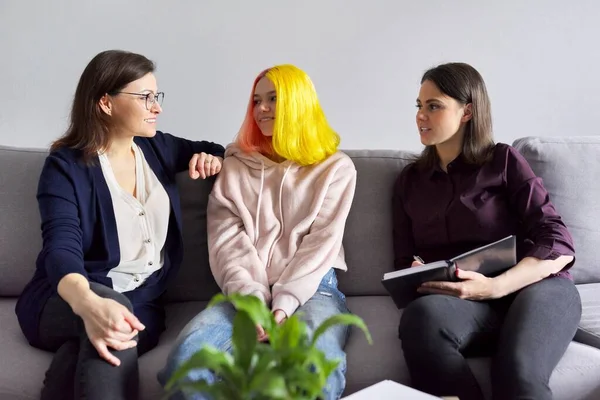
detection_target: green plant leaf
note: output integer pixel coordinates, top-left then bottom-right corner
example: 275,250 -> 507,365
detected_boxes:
249,371 -> 289,399
210,293 -> 275,332
301,347 -> 335,386
283,364 -> 324,399
232,309 -> 257,374
311,313 -> 372,348
164,346 -> 234,391
161,379 -> 216,400
270,314 -> 307,351
251,343 -> 278,376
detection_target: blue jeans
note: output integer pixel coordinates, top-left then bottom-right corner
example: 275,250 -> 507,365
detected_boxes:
158,268 -> 350,400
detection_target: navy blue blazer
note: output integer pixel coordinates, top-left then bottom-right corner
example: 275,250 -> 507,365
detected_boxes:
15,131 -> 224,348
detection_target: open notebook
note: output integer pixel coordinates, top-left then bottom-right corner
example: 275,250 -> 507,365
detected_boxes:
382,235 -> 517,309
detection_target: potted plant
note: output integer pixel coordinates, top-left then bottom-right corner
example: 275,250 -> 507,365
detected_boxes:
164,293 -> 372,400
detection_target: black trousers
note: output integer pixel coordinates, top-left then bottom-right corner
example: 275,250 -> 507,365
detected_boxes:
399,276 -> 582,400
37,282 -> 164,400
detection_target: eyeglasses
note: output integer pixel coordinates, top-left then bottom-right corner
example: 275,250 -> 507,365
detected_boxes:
110,91 -> 165,110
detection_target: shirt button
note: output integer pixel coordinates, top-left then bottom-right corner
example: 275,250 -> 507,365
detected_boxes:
139,211 -> 145,216
145,239 -> 151,243
148,261 -> 153,266
134,274 -> 141,282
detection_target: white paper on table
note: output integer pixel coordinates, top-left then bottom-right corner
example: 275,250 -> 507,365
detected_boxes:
341,380 -> 441,399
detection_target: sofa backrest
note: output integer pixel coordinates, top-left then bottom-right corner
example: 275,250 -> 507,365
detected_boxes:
513,137 -> 600,284
1,137 -> 598,299
0,146 -> 45,297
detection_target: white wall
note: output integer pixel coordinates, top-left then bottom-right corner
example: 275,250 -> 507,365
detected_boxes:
1,0 -> 599,152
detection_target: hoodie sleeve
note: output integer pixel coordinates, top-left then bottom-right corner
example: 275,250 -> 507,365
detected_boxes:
207,160 -> 271,304
271,158 -> 357,317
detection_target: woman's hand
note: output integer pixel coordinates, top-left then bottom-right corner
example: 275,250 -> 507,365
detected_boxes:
255,310 -> 287,342
74,294 -> 145,366
256,324 -> 268,342
418,268 -> 500,301
273,309 -> 287,325
189,153 -> 223,179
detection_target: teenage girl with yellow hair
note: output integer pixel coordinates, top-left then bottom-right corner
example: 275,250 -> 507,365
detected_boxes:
159,65 -> 357,400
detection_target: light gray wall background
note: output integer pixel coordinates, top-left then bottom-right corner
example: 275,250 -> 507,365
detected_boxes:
1,0 -> 598,152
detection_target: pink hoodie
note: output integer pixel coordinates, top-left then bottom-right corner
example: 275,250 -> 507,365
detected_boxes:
207,144 -> 357,317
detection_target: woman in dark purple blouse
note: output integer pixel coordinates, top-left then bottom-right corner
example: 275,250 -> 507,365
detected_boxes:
394,63 -> 581,400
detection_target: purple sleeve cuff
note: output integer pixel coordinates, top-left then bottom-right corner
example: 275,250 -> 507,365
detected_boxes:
524,245 -> 575,270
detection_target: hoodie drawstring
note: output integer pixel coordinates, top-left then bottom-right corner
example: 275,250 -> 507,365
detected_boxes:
253,160 -> 265,247
266,164 -> 292,269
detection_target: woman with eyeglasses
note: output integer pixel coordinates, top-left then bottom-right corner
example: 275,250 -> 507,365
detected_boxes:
15,49 -> 225,400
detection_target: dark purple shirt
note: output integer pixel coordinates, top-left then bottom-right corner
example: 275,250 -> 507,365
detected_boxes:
392,143 -> 575,277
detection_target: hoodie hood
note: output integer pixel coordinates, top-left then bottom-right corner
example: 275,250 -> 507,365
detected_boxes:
225,143 -> 293,170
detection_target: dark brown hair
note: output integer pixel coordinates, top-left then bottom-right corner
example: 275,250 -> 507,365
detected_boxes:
51,50 -> 155,161
417,62 -> 495,168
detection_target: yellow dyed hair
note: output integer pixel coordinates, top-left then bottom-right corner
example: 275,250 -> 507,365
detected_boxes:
237,64 -> 340,165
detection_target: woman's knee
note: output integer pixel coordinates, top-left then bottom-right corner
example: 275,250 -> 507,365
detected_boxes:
491,351 -> 552,398
89,282 -> 133,312
399,295 -> 448,340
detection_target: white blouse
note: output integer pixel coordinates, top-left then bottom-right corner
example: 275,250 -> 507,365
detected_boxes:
98,144 -> 170,293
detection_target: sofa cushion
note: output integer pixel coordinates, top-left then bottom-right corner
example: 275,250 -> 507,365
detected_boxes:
139,301 -> 209,400
344,296 -> 408,393
575,283 -> 600,350
467,342 -> 600,400
0,146 -> 46,297
0,298 -> 52,400
513,137 -> 600,284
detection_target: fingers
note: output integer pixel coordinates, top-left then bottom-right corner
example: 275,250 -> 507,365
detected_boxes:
112,318 -> 133,334
109,328 -> 139,342
200,154 -> 218,179
273,309 -> 287,325
256,324 -> 265,336
209,156 -> 222,176
106,337 -> 138,352
419,281 -> 462,296
420,281 -> 461,291
417,286 -> 459,297
199,153 -> 210,179
122,309 -> 145,332
189,153 -> 222,180
256,324 -> 268,342
189,153 -> 201,179
455,268 -> 482,280
411,261 -> 424,267
93,341 -> 121,366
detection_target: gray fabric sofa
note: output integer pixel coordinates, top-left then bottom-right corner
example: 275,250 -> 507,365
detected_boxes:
1,136 -> 599,400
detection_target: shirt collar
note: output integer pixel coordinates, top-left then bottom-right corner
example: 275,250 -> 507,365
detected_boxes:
426,153 -> 479,179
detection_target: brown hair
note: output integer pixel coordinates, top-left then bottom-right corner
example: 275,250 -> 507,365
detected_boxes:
417,62 -> 495,168
51,50 -> 155,161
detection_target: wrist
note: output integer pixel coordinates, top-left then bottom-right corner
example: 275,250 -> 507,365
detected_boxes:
70,288 -> 99,317
490,275 -> 508,299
